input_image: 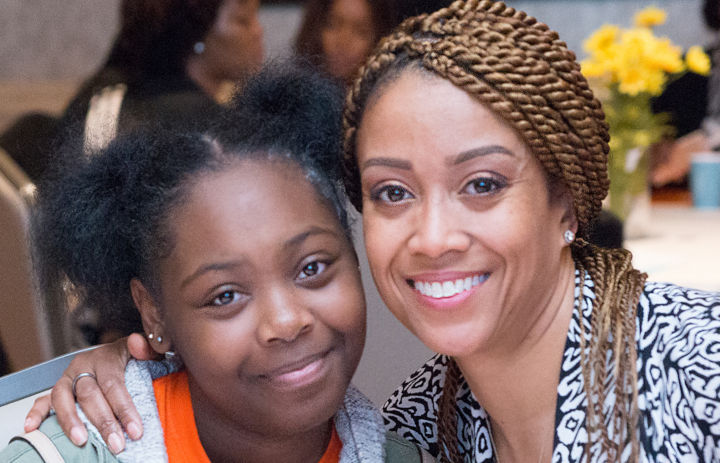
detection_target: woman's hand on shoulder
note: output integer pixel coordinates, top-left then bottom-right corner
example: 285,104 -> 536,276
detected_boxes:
23,333 -> 157,454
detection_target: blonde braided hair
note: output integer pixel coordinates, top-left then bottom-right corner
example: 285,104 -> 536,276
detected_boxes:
342,0 -> 647,460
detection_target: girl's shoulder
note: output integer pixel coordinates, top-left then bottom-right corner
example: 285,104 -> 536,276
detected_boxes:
0,415 -> 116,462
384,431 -> 437,462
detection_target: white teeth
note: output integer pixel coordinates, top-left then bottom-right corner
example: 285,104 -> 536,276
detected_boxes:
455,279 -> 464,293
412,274 -> 487,299
431,282 -> 442,298
442,281 -> 454,297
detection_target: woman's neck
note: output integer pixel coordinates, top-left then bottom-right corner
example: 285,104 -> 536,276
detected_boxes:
455,254 -> 577,462
189,382 -> 334,463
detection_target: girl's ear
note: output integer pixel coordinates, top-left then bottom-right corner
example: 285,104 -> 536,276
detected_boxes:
130,278 -> 172,355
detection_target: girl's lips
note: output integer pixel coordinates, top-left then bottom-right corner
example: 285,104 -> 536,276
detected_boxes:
260,349 -> 333,390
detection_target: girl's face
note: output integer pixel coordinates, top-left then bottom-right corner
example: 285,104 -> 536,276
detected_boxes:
202,0 -> 264,81
355,71 -> 575,359
321,0 -> 375,81
136,158 -> 365,437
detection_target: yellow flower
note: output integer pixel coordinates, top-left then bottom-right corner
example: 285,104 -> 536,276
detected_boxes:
633,6 -> 667,28
580,59 -> 611,78
646,38 -> 684,74
686,45 -> 711,75
584,25 -> 619,56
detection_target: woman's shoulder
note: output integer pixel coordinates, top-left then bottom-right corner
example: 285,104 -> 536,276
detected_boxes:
383,354 -> 449,410
638,281 -> 720,333
0,415 -> 117,462
637,281 -> 720,355
636,282 -> 720,457
381,354 -> 449,456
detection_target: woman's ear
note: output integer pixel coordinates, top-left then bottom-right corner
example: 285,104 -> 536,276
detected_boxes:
552,184 -> 578,240
130,278 -> 172,355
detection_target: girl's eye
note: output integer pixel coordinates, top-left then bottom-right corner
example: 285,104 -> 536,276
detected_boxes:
210,290 -> 241,307
298,261 -> 327,279
462,176 -> 505,195
371,184 -> 414,203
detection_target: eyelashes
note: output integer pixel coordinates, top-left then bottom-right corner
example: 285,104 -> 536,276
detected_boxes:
208,288 -> 248,308
203,259 -> 333,309
370,184 -> 414,203
461,176 -> 507,195
368,175 -> 507,205
297,261 -> 328,279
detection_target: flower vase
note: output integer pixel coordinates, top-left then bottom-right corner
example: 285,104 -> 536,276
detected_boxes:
607,145 -> 651,239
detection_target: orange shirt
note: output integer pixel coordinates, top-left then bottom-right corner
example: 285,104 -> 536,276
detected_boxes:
153,370 -> 342,463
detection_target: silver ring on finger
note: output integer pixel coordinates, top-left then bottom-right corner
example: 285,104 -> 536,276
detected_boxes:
71,372 -> 97,399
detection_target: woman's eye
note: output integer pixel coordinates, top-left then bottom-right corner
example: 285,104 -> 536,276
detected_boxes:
210,290 -> 241,307
298,261 -> 327,279
371,184 -> 413,203
462,177 -> 505,195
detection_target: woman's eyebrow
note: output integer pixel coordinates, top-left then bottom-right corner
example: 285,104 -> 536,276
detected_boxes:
450,145 -> 515,165
361,157 -> 413,172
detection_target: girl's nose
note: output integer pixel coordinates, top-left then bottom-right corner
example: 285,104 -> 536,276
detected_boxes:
256,288 -> 314,345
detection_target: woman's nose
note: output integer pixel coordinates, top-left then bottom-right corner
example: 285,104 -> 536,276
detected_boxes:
407,196 -> 472,259
256,288 -> 313,345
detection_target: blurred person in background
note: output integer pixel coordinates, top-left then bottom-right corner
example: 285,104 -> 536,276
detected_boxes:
2,0 -> 264,182
294,0 -> 452,85
651,0 -> 720,186
61,0 -> 264,142
294,0 -> 395,83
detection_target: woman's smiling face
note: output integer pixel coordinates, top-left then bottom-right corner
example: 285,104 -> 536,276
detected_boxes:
138,158 -> 366,437
356,71 -> 575,358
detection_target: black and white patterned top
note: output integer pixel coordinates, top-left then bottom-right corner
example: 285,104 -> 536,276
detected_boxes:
382,273 -> 720,462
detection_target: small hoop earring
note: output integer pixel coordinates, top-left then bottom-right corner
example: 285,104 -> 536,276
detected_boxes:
564,230 -> 575,244
193,41 -> 205,54
164,351 -> 176,360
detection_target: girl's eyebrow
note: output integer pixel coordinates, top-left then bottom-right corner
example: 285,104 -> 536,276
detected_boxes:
283,226 -> 339,251
180,227 -> 339,289
181,261 -> 246,289
450,145 -> 515,166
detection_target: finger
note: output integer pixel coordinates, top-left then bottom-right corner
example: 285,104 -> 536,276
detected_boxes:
64,371 -> 126,454
24,394 -> 52,432
93,340 -> 144,441
127,332 -> 158,360
50,374 -> 90,448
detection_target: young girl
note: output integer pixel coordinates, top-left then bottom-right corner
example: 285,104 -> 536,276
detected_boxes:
3,65 -> 429,462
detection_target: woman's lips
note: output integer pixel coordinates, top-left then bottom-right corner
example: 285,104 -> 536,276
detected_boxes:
406,273 -> 490,310
408,273 -> 489,299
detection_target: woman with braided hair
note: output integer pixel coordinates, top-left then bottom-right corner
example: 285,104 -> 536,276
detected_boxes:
343,1 -> 720,461
25,1 -> 720,461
